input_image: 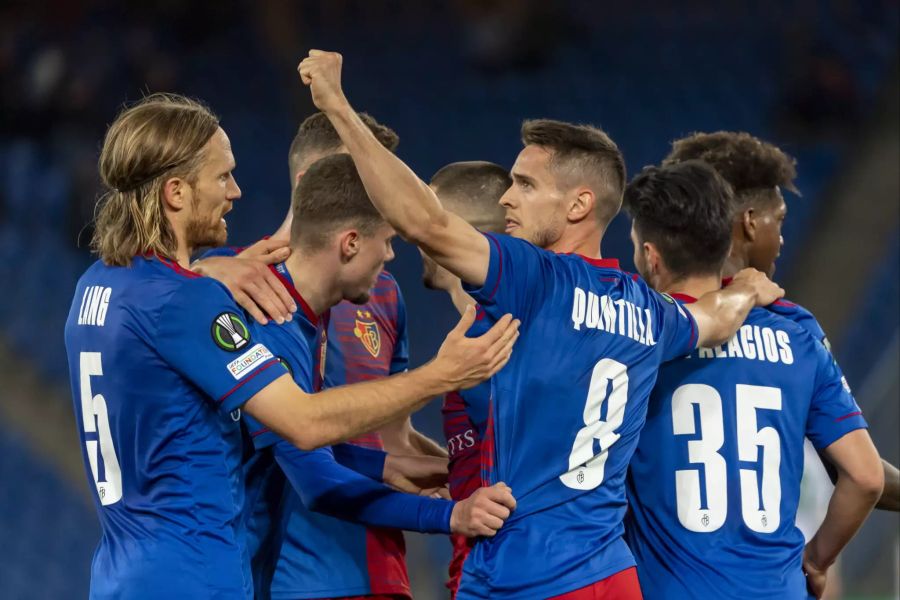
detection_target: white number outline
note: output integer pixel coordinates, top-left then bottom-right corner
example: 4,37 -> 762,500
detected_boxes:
560,358 -> 629,490
80,352 -> 123,506
672,383 -> 782,533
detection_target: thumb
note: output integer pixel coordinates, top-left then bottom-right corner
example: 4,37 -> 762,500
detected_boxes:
449,304 -> 476,338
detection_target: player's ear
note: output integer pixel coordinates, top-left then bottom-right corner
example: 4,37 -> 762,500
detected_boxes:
741,208 -> 757,242
568,187 -> 595,223
162,176 -> 189,211
339,230 -> 361,262
642,241 -> 660,274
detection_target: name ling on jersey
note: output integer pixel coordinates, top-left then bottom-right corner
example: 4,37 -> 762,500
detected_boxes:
78,285 -> 112,326
692,324 -> 794,365
571,287 -> 656,347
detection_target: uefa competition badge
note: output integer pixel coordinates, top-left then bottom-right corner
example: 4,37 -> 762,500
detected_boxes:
211,312 -> 251,352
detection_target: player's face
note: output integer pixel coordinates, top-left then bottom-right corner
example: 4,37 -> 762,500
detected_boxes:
746,190 -> 786,277
344,222 -> 396,304
500,145 -> 567,249
185,128 -> 241,248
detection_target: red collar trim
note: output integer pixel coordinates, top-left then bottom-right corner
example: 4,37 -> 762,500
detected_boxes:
268,264 -> 319,324
562,253 -> 620,269
669,292 -> 697,303
145,253 -> 201,279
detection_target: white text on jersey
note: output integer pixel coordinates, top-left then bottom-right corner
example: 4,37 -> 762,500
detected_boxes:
78,286 -> 112,326
571,287 -> 656,347
693,324 -> 794,365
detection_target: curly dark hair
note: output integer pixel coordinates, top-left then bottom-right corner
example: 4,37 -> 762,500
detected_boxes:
663,131 -> 798,208
624,160 -> 734,279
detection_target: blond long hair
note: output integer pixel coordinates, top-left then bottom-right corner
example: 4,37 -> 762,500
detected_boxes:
91,93 -> 219,266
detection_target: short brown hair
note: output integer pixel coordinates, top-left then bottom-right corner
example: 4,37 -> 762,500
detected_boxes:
291,154 -> 385,250
92,93 -> 219,266
430,161 -> 509,232
521,119 -> 627,227
663,131 -> 798,209
288,112 -> 399,183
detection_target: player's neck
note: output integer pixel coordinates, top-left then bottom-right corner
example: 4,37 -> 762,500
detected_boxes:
665,274 -> 722,299
546,225 -> 603,259
722,253 -> 747,279
283,251 -> 341,317
173,235 -> 192,269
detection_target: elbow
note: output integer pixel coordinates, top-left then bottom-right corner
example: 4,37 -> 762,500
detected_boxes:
285,428 -> 329,452
846,463 -> 885,505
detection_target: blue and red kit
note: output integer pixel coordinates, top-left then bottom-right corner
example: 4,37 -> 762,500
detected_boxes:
624,294 -> 866,599
442,307 -> 491,597
65,255 -> 288,599
457,233 -> 699,599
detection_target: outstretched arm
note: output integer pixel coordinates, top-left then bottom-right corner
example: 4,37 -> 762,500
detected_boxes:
244,307 -> 518,451
297,50 -> 490,287
686,268 -> 785,348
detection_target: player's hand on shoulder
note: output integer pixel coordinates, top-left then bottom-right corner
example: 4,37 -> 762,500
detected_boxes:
298,49 -> 348,114
192,252 -> 296,325
383,454 -> 448,495
729,267 -> 785,307
436,306 -> 520,390
450,482 -> 517,537
802,544 -> 829,599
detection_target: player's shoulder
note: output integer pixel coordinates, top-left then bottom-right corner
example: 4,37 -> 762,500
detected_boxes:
747,305 -> 822,350
766,298 -> 826,340
376,269 -> 400,288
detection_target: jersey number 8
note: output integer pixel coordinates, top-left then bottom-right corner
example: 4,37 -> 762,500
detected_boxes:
560,358 -> 629,490
79,352 -> 123,506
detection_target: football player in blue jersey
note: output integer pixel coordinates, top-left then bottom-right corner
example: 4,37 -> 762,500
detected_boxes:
299,50 -> 786,599
664,131 -> 899,509
622,159 -> 884,599
65,93 -> 519,599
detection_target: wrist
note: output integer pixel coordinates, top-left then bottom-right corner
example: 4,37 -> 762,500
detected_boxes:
804,539 -> 834,570
416,359 -> 455,396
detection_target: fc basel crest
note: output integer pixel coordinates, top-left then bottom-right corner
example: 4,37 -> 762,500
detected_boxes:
211,312 -> 250,352
353,310 -> 381,358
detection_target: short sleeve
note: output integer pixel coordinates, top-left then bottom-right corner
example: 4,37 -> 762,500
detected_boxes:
648,290 -> 699,362
463,232 -> 548,323
806,338 -> 867,450
390,285 -> 410,374
155,279 -> 288,416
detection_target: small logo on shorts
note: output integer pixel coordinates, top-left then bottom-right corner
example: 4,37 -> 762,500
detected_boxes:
212,312 -> 250,352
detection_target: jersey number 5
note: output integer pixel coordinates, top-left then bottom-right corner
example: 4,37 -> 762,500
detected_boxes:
80,352 -> 123,506
672,384 -> 782,533
560,359 -> 629,490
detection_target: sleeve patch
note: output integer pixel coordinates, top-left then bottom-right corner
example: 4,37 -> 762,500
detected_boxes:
227,343 -> 274,380
211,312 -> 251,351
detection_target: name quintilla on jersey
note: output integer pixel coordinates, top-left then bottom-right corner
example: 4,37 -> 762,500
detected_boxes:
571,287 -> 657,347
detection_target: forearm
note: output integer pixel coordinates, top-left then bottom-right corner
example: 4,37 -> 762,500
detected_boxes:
411,430 -> 450,458
305,363 -> 451,447
246,364 -> 451,451
877,459 -> 900,511
807,475 -> 880,568
275,442 -> 452,533
327,104 -> 445,242
690,282 -> 757,347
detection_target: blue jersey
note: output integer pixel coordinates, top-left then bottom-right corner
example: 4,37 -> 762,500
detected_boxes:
624,296 -> 867,600
245,263 -> 449,600
458,233 -> 698,599
64,255 -> 287,600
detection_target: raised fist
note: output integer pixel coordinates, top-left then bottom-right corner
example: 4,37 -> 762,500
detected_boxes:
298,50 -> 348,114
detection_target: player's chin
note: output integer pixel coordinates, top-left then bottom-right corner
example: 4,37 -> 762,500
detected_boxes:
349,291 -> 371,305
